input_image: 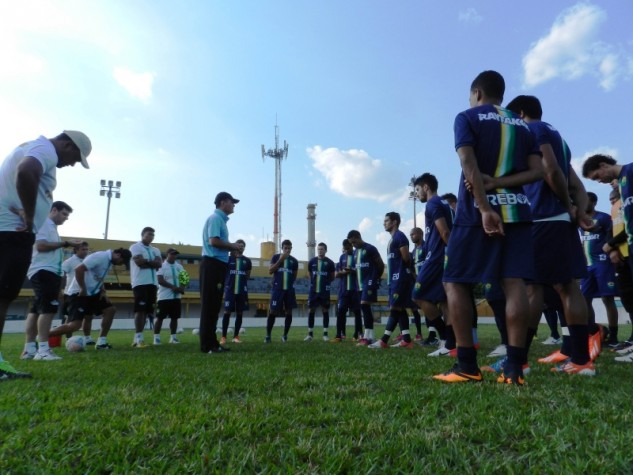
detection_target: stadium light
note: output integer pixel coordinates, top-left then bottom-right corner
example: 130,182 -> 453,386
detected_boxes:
99,179 -> 122,239
409,175 -> 417,227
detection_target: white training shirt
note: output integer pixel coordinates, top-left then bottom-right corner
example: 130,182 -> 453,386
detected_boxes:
27,218 -> 62,279
62,254 -> 84,294
0,136 -> 58,234
67,250 -> 112,296
157,260 -> 185,301
129,241 -> 161,287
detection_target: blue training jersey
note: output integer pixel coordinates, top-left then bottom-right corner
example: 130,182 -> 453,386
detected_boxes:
354,242 -> 381,290
412,243 -> 425,276
453,104 -> 539,226
524,120 -> 572,220
424,195 -> 453,262
337,252 -> 357,295
387,229 -> 412,287
224,255 -> 252,295
579,211 -> 612,266
271,253 -> 298,290
308,256 -> 335,293
619,163 -> 633,246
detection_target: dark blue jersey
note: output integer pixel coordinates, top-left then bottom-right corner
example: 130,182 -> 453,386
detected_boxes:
387,230 -> 412,287
619,163 -> 633,246
337,252 -> 357,294
224,255 -> 252,295
454,104 -> 539,225
424,195 -> 453,262
412,243 -> 425,276
308,256 -> 335,293
524,120 -> 571,220
580,211 -> 612,266
354,242 -> 381,290
271,253 -> 298,290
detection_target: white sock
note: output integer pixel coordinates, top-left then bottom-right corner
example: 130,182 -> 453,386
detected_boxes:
25,341 -> 37,353
39,341 -> 50,352
170,334 -> 177,339
98,337 -> 107,345
135,332 -> 144,342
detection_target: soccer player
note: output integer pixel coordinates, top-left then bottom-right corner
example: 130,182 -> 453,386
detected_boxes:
580,192 -> 619,347
48,248 -> 131,350
408,227 -> 427,342
504,95 -> 594,377
129,227 -> 162,348
265,240 -> 298,343
369,212 -> 415,348
412,173 -> 453,356
60,241 -> 92,342
21,202 -> 82,361
0,130 -> 91,380
334,239 -> 362,342
200,192 -> 244,354
304,243 -> 336,341
220,239 -> 252,344
346,230 -> 385,345
435,71 -> 543,385
154,248 -> 186,345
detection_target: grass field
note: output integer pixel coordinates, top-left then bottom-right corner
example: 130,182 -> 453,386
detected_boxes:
2,324 -> 633,474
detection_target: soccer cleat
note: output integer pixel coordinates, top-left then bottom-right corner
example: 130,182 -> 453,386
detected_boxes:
20,351 -> 36,360
482,357 -> 531,375
303,335 -> 313,342
368,340 -> 389,349
323,335 -> 330,342
0,360 -> 32,380
448,348 -> 457,358
433,364 -> 483,383
169,337 -> 180,344
428,341 -> 450,357
208,345 -> 230,353
420,337 -> 440,347
281,335 -> 288,343
606,340 -> 620,349
330,337 -> 342,343
96,343 -> 113,350
541,336 -> 562,345
84,338 -> 96,346
219,337 -> 227,345
551,360 -> 596,376
231,336 -> 242,343
394,334 -> 403,342
153,338 -> 162,346
614,353 -> 633,363
132,341 -> 148,348
356,338 -> 371,346
33,349 -> 62,361
415,334 -> 423,341
391,340 -> 415,349
616,343 -> 633,355
589,331 -> 602,361
487,344 -> 507,358
538,350 -> 569,364
497,371 -> 525,386
264,336 -> 271,344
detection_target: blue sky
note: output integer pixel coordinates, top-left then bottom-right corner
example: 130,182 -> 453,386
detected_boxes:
1,1 -> 632,260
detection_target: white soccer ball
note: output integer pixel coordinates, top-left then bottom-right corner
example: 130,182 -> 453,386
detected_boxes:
239,328 -> 246,334
192,328 -> 200,335
177,327 -> 184,334
66,336 -> 86,352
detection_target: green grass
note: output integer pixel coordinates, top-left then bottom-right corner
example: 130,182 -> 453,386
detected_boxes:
2,325 -> 633,474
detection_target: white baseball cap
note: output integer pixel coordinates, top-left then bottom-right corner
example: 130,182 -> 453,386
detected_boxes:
63,130 -> 92,169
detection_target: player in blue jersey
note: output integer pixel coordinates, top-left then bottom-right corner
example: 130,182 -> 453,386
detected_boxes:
504,95 -> 595,377
347,230 -> 385,345
334,239 -> 362,342
265,240 -> 298,343
412,174 -> 452,356
304,243 -> 336,342
435,71 -> 543,385
408,227 -> 429,343
369,212 -> 415,348
580,193 -> 619,347
220,240 -> 252,344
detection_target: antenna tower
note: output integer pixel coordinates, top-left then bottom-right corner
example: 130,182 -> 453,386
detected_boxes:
261,118 -> 289,253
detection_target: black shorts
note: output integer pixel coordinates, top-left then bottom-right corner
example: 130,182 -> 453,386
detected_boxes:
29,270 -> 62,314
68,294 -> 113,322
133,284 -> 157,313
0,232 -> 35,301
156,299 -> 182,319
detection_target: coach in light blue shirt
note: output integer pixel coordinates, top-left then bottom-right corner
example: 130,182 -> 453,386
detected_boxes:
199,192 -> 245,354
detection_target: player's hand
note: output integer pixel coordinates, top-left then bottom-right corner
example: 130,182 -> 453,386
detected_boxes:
609,249 -> 623,265
10,207 -> 33,233
481,209 -> 504,236
575,208 -> 594,231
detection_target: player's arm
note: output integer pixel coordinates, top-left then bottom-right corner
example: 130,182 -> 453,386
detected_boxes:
150,251 -> 162,269
568,168 -> 592,230
210,236 -> 244,253
269,254 -> 284,274
480,153 -> 543,190
14,156 -> 43,232
372,253 -> 385,283
36,239 -> 74,253
132,254 -> 153,269
75,264 -> 88,296
540,143 -> 573,212
457,146 -> 503,235
399,245 -> 411,266
434,217 -> 451,246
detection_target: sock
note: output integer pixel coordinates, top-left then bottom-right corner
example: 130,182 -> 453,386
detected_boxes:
323,311 -> 329,330
445,325 -> 456,350
308,312 -> 315,332
427,326 -> 437,340
398,310 -> 412,342
234,315 -> 243,336
432,316 -> 447,340
568,324 -> 590,365
381,329 -> 392,343
154,334 -> 160,342
135,332 -> 143,342
308,328 -> 314,336
25,341 -> 37,354
222,313 -> 230,337
505,345 -> 526,375
284,314 -> 292,336
170,333 -> 177,339
412,310 -> 422,335
456,346 -> 478,374
266,314 -> 275,337
608,326 -> 618,342
523,327 -> 538,364
361,303 -> 374,330
98,337 -> 107,345
39,341 -> 50,352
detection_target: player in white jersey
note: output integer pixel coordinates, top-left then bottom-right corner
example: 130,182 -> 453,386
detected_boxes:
154,248 -> 186,345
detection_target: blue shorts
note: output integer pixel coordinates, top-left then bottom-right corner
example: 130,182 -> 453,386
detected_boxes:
337,290 -> 360,313
532,221 -> 586,284
444,223 -> 534,283
308,290 -> 331,309
224,292 -> 249,313
270,289 -> 297,314
581,263 -> 617,298
389,276 -> 414,308
412,258 -> 446,303
359,284 -> 378,303
484,280 -> 505,302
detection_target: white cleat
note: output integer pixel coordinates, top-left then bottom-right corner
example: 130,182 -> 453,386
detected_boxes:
33,349 -> 62,361
487,344 -> 507,358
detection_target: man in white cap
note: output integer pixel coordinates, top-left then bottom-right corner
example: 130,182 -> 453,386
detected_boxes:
0,130 -> 91,381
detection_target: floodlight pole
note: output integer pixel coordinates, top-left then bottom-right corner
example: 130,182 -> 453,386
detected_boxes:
409,175 -> 417,227
99,179 -> 122,239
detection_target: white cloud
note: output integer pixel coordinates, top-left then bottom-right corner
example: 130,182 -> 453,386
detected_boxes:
307,146 -> 402,202
358,217 -> 372,233
571,146 -> 618,174
458,8 -> 482,25
522,3 -> 623,91
113,67 -> 155,102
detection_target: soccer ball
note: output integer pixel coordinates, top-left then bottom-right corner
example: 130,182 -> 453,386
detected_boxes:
66,336 -> 86,352
192,328 -> 200,335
